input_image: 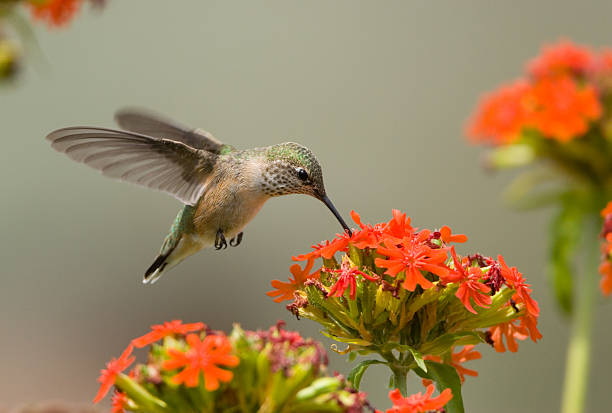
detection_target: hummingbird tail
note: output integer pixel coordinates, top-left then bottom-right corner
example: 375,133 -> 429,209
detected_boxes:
143,251 -> 173,285
143,252 -> 169,284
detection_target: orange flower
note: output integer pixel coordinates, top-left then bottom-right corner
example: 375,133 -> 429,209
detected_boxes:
111,391 -> 128,413
132,320 -> 206,348
93,345 -> 135,403
526,75 -> 601,142
488,319 -> 528,352
599,260 -> 612,296
519,313 -> 543,342
465,80 -> 531,145
439,225 -> 467,244
423,345 -> 481,384
385,385 -> 452,413
28,0 -> 82,27
447,247 -> 491,314
318,235 -> 351,259
163,333 -> 239,390
375,231 -> 449,291
267,258 -> 318,302
601,201 -> 612,217
498,255 -> 539,317
326,260 -> 379,300
350,210 -> 388,249
292,240 -> 334,261
527,40 -> 595,78
385,209 -> 414,239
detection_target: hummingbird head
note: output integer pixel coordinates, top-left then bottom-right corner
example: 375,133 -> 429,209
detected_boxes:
262,143 -> 351,234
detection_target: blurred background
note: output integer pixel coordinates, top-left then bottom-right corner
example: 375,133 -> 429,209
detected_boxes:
2,1 -> 612,411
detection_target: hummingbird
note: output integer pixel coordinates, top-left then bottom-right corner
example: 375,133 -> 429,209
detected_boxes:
46,108 -> 351,284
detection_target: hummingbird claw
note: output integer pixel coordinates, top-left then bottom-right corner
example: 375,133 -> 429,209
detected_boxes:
229,232 -> 243,247
215,229 -> 228,250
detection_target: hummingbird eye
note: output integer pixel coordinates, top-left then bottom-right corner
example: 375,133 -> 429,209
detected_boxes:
297,168 -> 309,181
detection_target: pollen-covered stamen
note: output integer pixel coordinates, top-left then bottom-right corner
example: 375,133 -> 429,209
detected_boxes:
484,261 -> 504,294
304,278 -> 329,296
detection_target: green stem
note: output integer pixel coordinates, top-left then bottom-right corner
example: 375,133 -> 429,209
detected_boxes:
390,366 -> 408,397
382,351 -> 409,396
115,373 -> 168,413
560,215 -> 600,413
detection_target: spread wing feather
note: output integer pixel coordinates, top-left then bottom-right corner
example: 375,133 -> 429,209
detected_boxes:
46,127 -> 217,205
114,108 -> 226,153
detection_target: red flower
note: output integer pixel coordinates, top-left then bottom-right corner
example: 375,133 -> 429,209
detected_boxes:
376,231 -> 449,291
267,258 -> 318,302
465,80 -> 531,145
498,255 -> 540,317
111,392 -> 128,413
132,320 -> 206,348
163,333 -> 239,390
326,259 -> 379,300
447,247 -> 491,314
29,0 -> 82,27
439,226 -> 467,244
488,319 -> 528,353
527,40 -> 595,78
93,345 -> 135,403
526,75 -> 601,142
385,385 -> 452,413
423,345 -> 481,384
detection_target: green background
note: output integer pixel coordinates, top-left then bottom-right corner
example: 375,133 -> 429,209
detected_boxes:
2,1 -> 612,411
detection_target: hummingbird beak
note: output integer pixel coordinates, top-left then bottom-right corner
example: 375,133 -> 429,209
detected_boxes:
319,195 -> 352,236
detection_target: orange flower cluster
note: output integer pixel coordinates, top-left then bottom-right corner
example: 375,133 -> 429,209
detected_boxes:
376,385 -> 453,413
269,209 -> 540,402
467,40 -> 607,145
94,321 -> 372,412
270,210 -> 540,334
599,202 -> 612,296
28,0 -> 83,27
93,320 -> 237,404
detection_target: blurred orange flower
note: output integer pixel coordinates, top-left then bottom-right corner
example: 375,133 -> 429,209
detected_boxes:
93,345 -> 135,403
526,75 -> 601,142
384,385 -> 452,413
132,320 -> 206,348
527,40 -> 595,78
29,0 -> 82,27
465,80 -> 531,145
163,333 -> 239,390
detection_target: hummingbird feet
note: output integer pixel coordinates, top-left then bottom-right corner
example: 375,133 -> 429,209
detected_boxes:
229,232 -> 243,247
215,229 -> 228,250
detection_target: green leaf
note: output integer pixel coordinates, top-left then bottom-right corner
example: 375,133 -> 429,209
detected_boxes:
409,348 -> 427,372
346,359 -> 386,390
415,361 -> 464,413
377,342 -> 426,372
550,195 -> 585,315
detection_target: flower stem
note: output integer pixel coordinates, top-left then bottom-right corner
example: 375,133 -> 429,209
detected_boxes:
391,366 -> 409,397
561,215 -> 600,413
381,351 -> 409,396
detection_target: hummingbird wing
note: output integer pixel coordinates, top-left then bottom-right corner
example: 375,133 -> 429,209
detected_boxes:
114,108 -> 230,154
46,127 -> 217,206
